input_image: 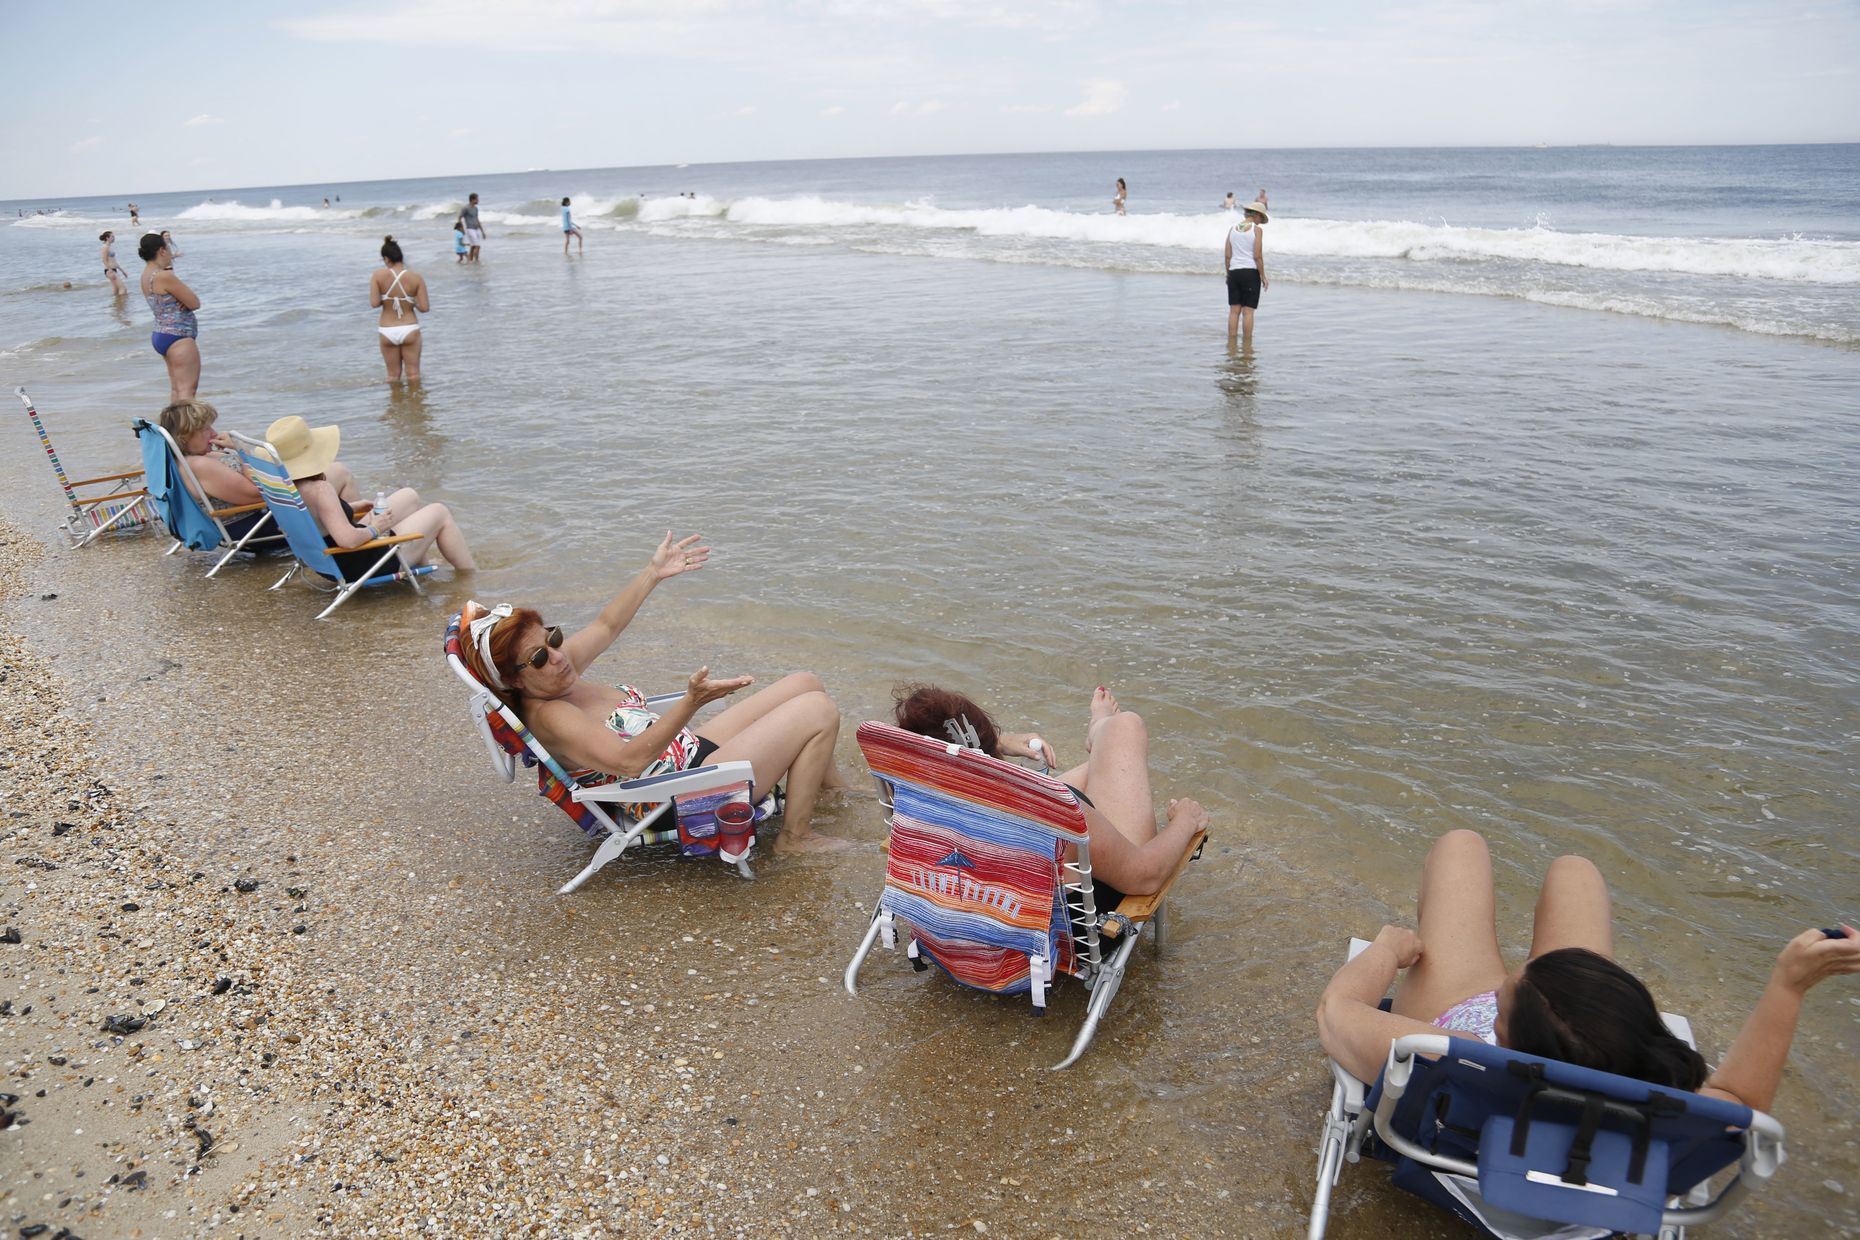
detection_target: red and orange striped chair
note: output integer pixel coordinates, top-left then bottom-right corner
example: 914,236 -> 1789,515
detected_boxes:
844,721 -> 1202,1069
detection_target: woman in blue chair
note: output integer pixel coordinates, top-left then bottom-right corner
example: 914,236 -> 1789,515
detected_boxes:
891,683 -> 1209,899
460,532 -> 852,854
1317,828 -> 1860,1111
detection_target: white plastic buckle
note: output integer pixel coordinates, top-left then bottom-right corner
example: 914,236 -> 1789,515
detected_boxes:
878,908 -> 897,951
1029,953 -> 1051,1010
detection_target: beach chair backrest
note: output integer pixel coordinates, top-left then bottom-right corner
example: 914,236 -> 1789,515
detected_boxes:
443,611 -> 606,837
1381,1035 -> 1761,1235
228,433 -> 345,578
133,420 -> 223,551
857,721 -> 1091,995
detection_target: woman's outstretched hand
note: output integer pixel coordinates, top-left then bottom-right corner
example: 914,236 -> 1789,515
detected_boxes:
684,666 -> 753,708
649,531 -> 711,581
1773,925 -> 1860,995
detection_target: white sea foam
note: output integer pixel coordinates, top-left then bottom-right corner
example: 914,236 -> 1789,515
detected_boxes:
410,200 -> 463,221
175,199 -> 362,222
631,195 -> 1860,287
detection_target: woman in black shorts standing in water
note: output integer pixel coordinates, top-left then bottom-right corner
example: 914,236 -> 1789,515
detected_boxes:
1225,199 -> 1269,342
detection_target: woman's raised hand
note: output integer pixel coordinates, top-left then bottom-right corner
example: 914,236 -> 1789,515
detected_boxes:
1773,925 -> 1860,995
684,665 -> 753,708
649,531 -> 711,581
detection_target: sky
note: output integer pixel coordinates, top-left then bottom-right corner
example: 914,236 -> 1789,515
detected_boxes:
6,0 -> 1858,199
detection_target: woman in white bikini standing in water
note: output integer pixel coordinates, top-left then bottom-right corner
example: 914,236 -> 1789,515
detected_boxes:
369,235 -> 428,383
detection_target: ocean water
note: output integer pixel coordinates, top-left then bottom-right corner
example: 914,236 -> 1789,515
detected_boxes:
3,146 -> 1859,1235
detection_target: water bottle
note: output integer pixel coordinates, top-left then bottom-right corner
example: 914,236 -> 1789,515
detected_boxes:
374,490 -> 390,533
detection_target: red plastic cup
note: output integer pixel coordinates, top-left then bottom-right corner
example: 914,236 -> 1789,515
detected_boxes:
715,800 -> 755,862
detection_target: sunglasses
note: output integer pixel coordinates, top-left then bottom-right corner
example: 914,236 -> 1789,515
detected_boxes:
522,625 -> 564,670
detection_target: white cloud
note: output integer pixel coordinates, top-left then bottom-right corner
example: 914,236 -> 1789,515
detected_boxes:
70,136 -> 103,153
917,98 -> 946,115
450,127 -> 473,138
1064,78 -> 1127,116
735,104 -> 758,115
185,114 -> 223,126
1001,103 -> 1049,114
820,104 -> 846,115
890,98 -> 945,116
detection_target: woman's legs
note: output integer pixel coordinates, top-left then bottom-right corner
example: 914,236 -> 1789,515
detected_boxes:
1240,306 -> 1257,343
704,691 -> 848,852
378,336 -> 402,381
1390,829 -> 1510,1022
165,338 -> 200,401
401,330 -> 424,382
1527,855 -> 1614,961
386,498 -> 476,571
107,270 -> 127,296
695,672 -> 850,788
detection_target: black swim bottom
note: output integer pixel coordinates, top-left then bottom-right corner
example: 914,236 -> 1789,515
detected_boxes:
1227,267 -> 1261,308
691,735 -> 721,766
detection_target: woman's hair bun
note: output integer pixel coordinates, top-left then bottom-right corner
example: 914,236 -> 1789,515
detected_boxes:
383,234 -> 394,243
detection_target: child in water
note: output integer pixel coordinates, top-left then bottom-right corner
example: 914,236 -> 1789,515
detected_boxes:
453,218 -> 468,263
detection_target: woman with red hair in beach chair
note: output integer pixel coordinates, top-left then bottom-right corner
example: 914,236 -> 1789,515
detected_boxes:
460,531 -> 853,855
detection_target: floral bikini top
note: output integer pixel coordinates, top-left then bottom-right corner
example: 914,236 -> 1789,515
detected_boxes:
574,685 -> 701,786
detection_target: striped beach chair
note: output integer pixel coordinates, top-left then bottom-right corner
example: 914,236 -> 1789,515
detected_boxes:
133,420 -> 282,576
443,606 -> 769,891
15,386 -> 155,546
844,721 -> 1205,1070
1309,940 -> 1786,1240
227,430 -> 435,620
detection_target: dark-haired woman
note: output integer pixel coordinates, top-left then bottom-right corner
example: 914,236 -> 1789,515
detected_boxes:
459,533 -> 853,855
99,231 -> 126,295
1316,828 -> 1860,1112
891,684 -> 1208,898
369,236 -> 428,382
139,232 -> 199,401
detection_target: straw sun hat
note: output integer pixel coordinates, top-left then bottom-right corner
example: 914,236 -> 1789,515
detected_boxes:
1243,201 -> 1270,222
265,415 -> 341,480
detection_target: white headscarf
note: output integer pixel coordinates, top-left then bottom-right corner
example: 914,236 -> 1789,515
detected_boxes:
467,602 -> 514,690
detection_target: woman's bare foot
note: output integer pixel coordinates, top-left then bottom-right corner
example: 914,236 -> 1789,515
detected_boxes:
773,830 -> 854,855
1085,686 -> 1121,753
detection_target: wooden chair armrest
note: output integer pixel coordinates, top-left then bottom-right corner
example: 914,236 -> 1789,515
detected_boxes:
1100,827 -> 1207,939
208,502 -> 266,518
79,488 -> 149,503
341,532 -> 425,553
69,469 -> 145,488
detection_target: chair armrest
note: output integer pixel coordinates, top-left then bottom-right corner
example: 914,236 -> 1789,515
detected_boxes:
80,488 -> 149,502
208,502 -> 266,518
69,469 -> 145,488
1101,827 -> 1207,938
341,532 -> 426,553
570,760 -> 756,805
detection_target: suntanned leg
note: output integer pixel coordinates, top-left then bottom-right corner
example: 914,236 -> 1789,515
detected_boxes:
402,330 -> 424,382
1527,855 -> 1614,961
1391,829 -> 1510,1022
1240,306 -> 1256,344
697,673 -> 850,788
168,339 -> 201,401
379,337 -> 401,381
1228,305 -> 1241,337
708,692 -> 850,853
1075,710 -> 1154,845
389,501 -> 476,571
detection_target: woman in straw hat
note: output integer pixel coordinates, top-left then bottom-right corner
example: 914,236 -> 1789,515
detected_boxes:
265,415 -> 475,579
461,533 -> 853,854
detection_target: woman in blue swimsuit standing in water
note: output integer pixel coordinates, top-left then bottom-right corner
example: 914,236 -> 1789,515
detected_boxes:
139,232 -> 199,401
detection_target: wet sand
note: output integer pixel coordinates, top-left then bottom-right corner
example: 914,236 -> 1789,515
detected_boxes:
1,498 -> 1855,1238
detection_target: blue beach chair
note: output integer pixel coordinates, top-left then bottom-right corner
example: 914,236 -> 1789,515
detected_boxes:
444,606 -> 774,890
843,721 -> 1205,1070
133,420 -> 282,576
1308,941 -> 1785,1240
227,429 -> 435,620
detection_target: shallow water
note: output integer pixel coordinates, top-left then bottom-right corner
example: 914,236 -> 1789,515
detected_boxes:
2,149 -> 1859,1235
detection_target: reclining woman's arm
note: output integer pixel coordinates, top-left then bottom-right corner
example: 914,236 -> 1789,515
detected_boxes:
1701,925 -> 1858,1111
529,666 -> 749,780
564,532 -> 710,673
1316,925 -> 1450,1084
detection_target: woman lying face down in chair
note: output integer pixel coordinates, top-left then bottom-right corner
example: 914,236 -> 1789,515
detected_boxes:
461,532 -> 852,854
1316,828 -> 1860,1113
891,684 -> 1208,900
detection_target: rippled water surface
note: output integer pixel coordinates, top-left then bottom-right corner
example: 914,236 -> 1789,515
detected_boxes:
3,149 -> 1858,1234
